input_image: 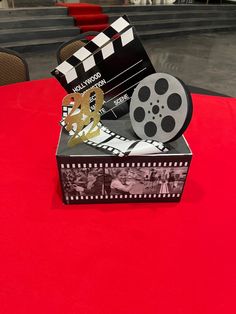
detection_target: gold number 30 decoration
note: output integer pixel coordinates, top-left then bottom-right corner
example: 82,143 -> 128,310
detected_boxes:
62,87 -> 104,147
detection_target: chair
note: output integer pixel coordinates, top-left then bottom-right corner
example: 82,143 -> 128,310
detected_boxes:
57,31 -> 99,64
0,48 -> 30,86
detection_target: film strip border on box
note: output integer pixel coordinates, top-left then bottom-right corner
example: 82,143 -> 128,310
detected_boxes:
59,160 -> 190,203
65,193 -> 182,203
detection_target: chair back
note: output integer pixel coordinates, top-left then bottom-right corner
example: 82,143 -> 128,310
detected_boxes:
57,31 -> 99,64
0,48 -> 30,86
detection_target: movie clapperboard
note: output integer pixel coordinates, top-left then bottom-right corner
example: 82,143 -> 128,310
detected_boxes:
52,16 -> 156,119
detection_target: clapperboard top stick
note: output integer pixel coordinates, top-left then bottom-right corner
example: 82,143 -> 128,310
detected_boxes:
52,16 -> 131,83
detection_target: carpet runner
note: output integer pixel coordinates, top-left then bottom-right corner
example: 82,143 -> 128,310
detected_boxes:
56,3 -> 109,33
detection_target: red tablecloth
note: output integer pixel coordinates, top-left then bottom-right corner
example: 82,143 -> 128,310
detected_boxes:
1,78 -> 236,314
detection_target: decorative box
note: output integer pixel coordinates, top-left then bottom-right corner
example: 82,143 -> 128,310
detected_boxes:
56,117 -> 192,204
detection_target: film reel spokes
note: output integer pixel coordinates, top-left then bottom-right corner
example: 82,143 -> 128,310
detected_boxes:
130,73 -> 193,143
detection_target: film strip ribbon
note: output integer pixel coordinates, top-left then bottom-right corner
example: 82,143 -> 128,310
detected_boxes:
61,103 -> 169,157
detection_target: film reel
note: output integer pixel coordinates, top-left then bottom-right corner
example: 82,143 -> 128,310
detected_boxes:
130,73 -> 193,143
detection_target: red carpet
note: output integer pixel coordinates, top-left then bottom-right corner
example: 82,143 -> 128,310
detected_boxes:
56,2 -> 109,33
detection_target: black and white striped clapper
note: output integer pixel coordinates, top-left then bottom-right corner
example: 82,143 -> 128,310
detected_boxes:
52,15 -> 155,120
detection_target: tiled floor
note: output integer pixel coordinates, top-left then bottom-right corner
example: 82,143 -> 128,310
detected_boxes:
23,30 -> 236,97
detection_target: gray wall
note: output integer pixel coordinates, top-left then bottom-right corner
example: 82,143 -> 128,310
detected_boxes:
13,0 -> 55,7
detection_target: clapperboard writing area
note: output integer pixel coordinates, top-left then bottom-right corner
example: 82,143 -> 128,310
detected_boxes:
52,16 -> 156,119
53,16 -> 193,204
